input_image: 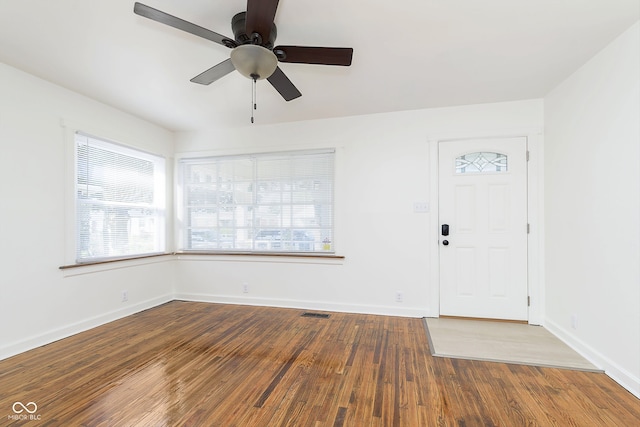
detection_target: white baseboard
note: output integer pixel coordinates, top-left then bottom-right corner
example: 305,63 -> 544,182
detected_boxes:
544,318 -> 640,399
0,294 -> 173,361
4,294 -> 637,401
174,292 -> 428,318
0,293 -> 421,362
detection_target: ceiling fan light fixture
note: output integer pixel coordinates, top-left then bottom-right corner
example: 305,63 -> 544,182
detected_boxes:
230,44 -> 277,80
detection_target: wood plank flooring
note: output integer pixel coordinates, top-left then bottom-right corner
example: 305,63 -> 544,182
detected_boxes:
0,301 -> 638,426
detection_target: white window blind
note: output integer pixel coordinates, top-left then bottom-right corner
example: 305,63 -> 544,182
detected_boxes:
75,133 -> 166,262
180,149 -> 334,253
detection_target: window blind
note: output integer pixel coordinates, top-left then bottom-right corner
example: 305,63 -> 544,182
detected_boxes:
180,149 -> 334,253
75,133 -> 165,262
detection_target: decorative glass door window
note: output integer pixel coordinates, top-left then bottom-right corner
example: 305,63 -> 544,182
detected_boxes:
455,152 -> 507,173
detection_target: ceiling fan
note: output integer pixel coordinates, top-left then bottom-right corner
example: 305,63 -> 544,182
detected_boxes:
133,1 -> 354,102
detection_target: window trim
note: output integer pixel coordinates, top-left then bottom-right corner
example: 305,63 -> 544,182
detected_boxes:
58,251 -> 344,272
177,148 -> 336,254
59,252 -> 173,270
73,131 -> 167,263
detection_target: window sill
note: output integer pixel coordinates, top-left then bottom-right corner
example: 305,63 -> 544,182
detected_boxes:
174,251 -> 344,260
59,253 -> 173,270
174,251 -> 345,265
59,251 -> 344,274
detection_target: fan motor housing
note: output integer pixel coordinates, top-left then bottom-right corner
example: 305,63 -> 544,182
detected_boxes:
232,12 -> 277,49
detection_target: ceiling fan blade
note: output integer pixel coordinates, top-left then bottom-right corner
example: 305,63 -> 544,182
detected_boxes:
134,2 -> 233,47
274,46 -> 353,66
245,0 -> 279,43
267,67 -> 301,101
190,59 -> 236,85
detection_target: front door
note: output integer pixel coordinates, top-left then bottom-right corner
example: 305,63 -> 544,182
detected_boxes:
438,137 -> 528,321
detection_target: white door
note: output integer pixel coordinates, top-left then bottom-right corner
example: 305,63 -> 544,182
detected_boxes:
438,137 -> 528,320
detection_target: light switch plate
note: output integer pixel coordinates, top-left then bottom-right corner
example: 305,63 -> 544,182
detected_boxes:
413,201 -> 429,213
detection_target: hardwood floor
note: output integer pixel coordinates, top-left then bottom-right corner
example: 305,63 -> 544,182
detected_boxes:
1,301 -> 638,426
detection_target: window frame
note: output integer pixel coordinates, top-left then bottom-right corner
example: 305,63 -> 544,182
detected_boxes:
74,132 -> 167,263
177,149 -> 336,255
455,151 -> 508,174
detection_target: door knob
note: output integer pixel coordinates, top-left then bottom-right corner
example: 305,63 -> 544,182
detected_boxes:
442,240 -> 449,246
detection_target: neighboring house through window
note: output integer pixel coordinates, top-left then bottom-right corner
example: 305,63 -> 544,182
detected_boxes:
75,132 -> 166,262
179,149 -> 334,253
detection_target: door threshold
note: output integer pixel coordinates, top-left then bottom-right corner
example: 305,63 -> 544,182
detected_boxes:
438,315 -> 528,324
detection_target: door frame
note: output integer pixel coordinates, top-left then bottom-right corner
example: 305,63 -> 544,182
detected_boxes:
427,129 -> 544,325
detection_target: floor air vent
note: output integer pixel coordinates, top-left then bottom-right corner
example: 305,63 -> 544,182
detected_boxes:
301,312 -> 330,318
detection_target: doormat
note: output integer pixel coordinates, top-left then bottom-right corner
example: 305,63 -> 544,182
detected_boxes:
424,317 -> 601,372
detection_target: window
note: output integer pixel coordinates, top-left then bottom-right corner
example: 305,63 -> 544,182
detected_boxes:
75,133 -> 166,262
455,152 -> 508,173
179,149 -> 334,253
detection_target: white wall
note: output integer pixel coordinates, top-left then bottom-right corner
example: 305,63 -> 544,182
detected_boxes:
173,100 -> 543,317
0,63 -> 176,359
544,22 -> 640,397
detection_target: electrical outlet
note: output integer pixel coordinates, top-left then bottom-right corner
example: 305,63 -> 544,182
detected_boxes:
395,291 -> 404,303
242,282 -> 249,293
121,290 -> 128,302
571,314 -> 577,329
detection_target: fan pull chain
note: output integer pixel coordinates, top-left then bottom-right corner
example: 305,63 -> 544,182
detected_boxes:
251,75 -> 258,124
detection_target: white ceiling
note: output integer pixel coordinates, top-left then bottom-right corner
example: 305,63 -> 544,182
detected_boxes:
0,1 -> 638,131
